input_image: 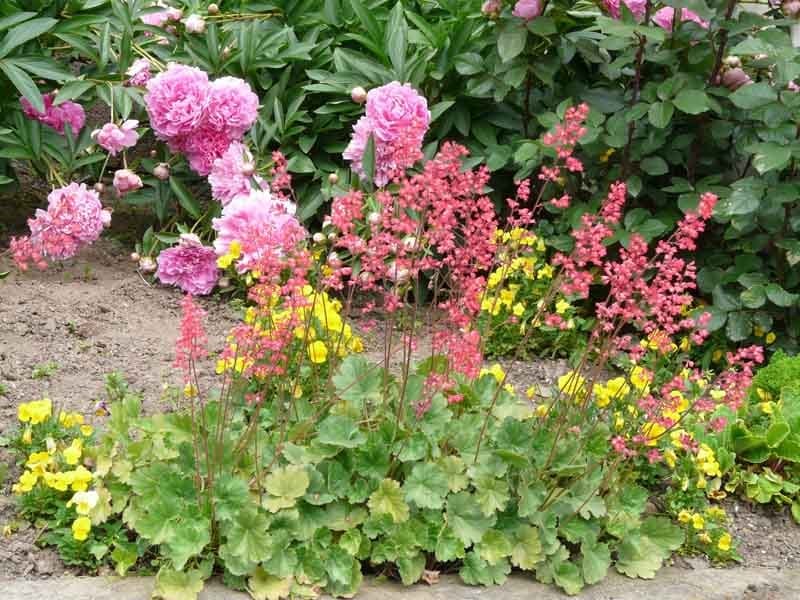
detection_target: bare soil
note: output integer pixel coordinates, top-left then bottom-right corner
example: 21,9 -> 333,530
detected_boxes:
1,240 -> 799,580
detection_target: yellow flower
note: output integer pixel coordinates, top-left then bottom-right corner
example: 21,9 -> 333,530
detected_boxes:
555,299 -> 570,315
753,326 -> 765,337
18,399 -> 52,425
599,148 -> 615,163
698,532 -> 711,544
692,514 -> 705,530
717,532 -> 732,552
642,422 -> 666,446
349,336 -> 364,353
629,366 -> 652,393
68,490 -> 99,516
503,383 -> 515,394
80,425 -> 93,437
712,349 -> 723,363
71,516 -> 91,541
679,337 -> 691,352
480,364 -> 506,383
678,510 -> 692,524
593,377 -> 630,408
765,332 -> 776,345
22,427 -> 32,445
308,341 -> 329,364
68,466 -> 93,492
217,240 -> 241,268
59,412 -> 84,428
44,472 -> 70,492
709,389 -> 726,402
535,404 -> 549,417
26,451 -> 52,475
512,302 -> 525,317
526,386 -> 537,399
664,449 -> 677,469
63,439 -> 83,466
696,475 -> 707,489
557,371 -> 586,398
536,264 -> 554,280
760,401 -> 775,414
17,470 -> 39,493
705,506 -> 726,520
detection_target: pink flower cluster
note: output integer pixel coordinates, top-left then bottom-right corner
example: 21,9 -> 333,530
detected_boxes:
208,141 -> 262,204
92,120 -> 139,156
141,3 -> 182,27
652,7 -> 709,30
144,64 -> 260,175
156,233 -> 220,295
126,59 -> 152,87
21,93 -> 85,135
603,0 -> 647,21
343,81 -> 430,187
212,188 -> 304,273
10,183 -> 110,270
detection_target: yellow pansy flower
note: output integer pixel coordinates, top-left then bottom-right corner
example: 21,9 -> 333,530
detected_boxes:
765,332 -> 776,345
18,399 -> 52,425
525,386 -> 537,399
80,425 -> 93,437
69,466 -> 93,492
677,510 -> 691,524
308,341 -> 329,364
692,514 -> 705,530
512,302 -> 525,317
71,516 -> 91,541
22,427 -> 32,445
555,299 -> 570,315
642,422 -> 666,446
68,490 -> 99,516
537,264 -> 554,280
717,533 -> 732,551
63,439 -> 83,466
557,371 -> 586,398
26,451 -> 52,475
760,401 -> 775,414
664,449 -> 677,469
17,470 -> 38,493
480,364 -> 506,383
629,366 -> 652,393
698,532 -> 711,544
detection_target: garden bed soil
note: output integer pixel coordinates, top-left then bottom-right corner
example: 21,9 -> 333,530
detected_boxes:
1,240 -> 800,585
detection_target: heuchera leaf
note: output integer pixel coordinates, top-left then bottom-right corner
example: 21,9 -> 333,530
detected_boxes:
368,479 -> 409,523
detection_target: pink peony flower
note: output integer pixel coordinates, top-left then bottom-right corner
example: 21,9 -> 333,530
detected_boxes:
21,93 -> 85,135
92,120 -> 140,156
481,0 -> 501,16
720,68 -> 753,91
10,183 -> 110,269
156,233 -> 219,295
604,0 -> 647,21
183,14 -> 206,33
113,169 -> 143,196
204,76 -> 260,138
141,3 -> 182,27
126,58 -> 151,87
212,189 -> 301,273
652,7 -> 709,30
145,63 -> 209,140
208,141 -> 263,204
343,81 -> 429,187
184,126 -> 234,176
365,81 -> 430,144
512,0 -> 542,20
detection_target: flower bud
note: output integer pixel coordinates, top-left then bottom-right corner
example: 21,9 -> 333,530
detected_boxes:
218,276 -> 230,288
241,161 -> 255,177
153,163 -> 170,180
481,0 -> 501,16
328,172 -> 339,185
93,182 -> 105,194
367,211 -> 381,226
221,45 -> 231,58
387,261 -> 410,284
113,168 -> 143,196
721,67 -> 753,91
723,55 -> 741,69
138,256 -> 157,273
327,252 -> 342,268
327,232 -> 338,242
783,0 -> 800,17
150,149 -> 158,158
130,252 -> 141,262
402,236 -> 418,252
312,232 -> 326,244
208,3 -> 220,15
351,86 -> 367,104
183,14 -> 206,33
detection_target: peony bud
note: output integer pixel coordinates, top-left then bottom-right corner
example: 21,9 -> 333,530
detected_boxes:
327,232 -> 338,242
367,211 -> 381,226
153,163 -> 170,180
94,182 -> 105,194
113,168 -> 143,196
351,86 -> 367,104
721,67 -> 753,91
723,55 -> 741,69
138,256 -> 157,273
328,172 -> 339,185
130,252 -> 141,262
481,0 -> 501,16
312,232 -> 326,244
208,3 -> 220,15
184,14 -> 206,33
218,276 -> 230,288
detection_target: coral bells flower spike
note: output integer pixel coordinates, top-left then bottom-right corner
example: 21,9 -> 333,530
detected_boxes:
20,93 -> 85,135
156,234 -> 220,295
113,169 -> 143,196
512,0 -> 542,20
343,81 -> 430,187
174,293 -> 209,380
92,120 -> 139,156
10,183 -> 110,270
